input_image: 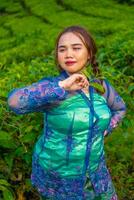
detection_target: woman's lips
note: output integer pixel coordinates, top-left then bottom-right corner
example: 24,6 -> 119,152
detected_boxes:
65,61 -> 77,66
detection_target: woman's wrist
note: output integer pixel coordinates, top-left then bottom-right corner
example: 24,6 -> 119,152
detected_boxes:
59,81 -> 67,90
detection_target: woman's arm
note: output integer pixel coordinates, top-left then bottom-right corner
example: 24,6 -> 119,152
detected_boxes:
7,77 -> 69,115
102,79 -> 126,135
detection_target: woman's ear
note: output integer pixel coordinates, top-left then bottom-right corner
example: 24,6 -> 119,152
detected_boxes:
85,58 -> 90,67
87,57 -> 91,64
89,50 -> 93,59
88,52 -> 91,60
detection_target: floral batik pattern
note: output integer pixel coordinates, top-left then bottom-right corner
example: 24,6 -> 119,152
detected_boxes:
102,79 -> 126,135
31,154 -> 96,200
89,156 -> 117,200
8,77 -> 69,114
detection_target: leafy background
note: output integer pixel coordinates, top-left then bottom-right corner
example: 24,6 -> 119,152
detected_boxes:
0,0 -> 134,199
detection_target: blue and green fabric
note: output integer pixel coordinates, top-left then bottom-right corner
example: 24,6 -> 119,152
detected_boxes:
8,70 -> 126,200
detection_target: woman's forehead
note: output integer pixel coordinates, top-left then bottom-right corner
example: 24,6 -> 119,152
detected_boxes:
58,32 -> 84,46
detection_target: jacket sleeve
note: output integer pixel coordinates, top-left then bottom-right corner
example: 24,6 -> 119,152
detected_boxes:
102,79 -> 126,135
7,77 -> 68,115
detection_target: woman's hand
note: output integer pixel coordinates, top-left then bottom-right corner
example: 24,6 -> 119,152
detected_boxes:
104,130 -> 108,136
59,74 -> 89,91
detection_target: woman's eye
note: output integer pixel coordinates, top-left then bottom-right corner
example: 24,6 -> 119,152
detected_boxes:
59,49 -> 65,52
73,48 -> 81,50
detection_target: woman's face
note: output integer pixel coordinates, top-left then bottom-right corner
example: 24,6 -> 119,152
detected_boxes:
57,32 -> 90,74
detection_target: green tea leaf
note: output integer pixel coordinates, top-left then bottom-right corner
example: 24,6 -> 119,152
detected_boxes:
3,188 -> 14,200
81,68 -> 90,77
0,131 -> 16,149
0,179 -> 10,187
21,132 -> 36,143
81,68 -> 105,93
90,82 -> 105,93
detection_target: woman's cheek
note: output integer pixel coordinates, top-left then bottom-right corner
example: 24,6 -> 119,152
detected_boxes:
58,54 -> 64,64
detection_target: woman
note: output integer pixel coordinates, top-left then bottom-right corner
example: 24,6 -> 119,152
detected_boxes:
8,26 -> 126,200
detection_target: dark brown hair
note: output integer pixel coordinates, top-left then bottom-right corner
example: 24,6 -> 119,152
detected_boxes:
55,25 -> 101,77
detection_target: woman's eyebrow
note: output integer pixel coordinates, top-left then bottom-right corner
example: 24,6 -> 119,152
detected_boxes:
58,45 -> 66,48
58,43 -> 82,48
72,43 -> 83,46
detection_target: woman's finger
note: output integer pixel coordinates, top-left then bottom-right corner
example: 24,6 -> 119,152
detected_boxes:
104,130 -> 108,136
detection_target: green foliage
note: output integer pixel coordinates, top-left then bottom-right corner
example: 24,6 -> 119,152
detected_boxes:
0,179 -> 15,200
0,0 -> 133,199
114,0 -> 134,5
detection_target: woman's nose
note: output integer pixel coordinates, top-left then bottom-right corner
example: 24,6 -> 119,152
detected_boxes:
65,49 -> 73,58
